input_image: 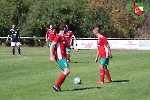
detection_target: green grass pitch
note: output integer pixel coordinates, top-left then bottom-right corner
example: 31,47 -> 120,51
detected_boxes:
0,47 -> 150,100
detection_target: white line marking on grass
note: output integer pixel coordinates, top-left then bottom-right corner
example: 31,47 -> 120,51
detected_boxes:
23,56 -> 28,59
0,56 -> 28,62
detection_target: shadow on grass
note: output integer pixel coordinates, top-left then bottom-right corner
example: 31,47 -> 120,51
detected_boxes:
112,80 -> 129,83
70,61 -> 90,63
62,87 -> 101,92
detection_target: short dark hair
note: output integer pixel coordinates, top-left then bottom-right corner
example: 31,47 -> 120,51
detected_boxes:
59,23 -> 66,30
95,27 -> 100,33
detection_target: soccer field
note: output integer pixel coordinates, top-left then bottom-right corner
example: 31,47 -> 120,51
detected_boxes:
0,47 -> 150,100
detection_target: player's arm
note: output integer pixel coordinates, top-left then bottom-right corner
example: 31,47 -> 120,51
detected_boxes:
95,50 -> 99,62
50,41 -> 56,62
6,34 -> 10,42
103,37 -> 112,58
18,29 -> 21,42
106,44 -> 112,58
72,35 -> 78,46
45,33 -> 48,41
66,44 -> 78,51
54,29 -> 58,35
66,44 -> 72,49
72,35 -> 76,40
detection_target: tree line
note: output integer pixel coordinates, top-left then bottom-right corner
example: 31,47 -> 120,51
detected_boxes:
0,0 -> 150,39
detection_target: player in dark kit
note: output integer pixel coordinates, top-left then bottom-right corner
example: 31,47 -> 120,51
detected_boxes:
6,24 -> 21,56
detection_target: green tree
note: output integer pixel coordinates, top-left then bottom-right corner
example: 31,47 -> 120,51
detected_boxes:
87,0 -> 145,38
0,0 -> 33,36
20,0 -> 89,37
0,0 -> 149,39
0,0 -> 17,36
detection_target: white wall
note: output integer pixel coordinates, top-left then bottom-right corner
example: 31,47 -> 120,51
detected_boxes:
75,39 -> 150,50
1,37 -> 150,50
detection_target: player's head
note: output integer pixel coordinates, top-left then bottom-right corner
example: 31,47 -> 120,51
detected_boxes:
49,24 -> 53,29
59,23 -> 67,34
93,27 -> 100,35
59,23 -> 66,30
64,24 -> 69,33
12,24 -> 16,29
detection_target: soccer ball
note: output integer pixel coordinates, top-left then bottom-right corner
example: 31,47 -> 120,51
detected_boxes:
74,77 -> 81,84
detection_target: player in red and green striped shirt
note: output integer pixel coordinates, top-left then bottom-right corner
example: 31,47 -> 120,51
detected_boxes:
93,27 -> 112,84
50,23 -> 77,92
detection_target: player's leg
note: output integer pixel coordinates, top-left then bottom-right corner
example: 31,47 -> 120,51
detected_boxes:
104,66 -> 112,83
58,67 -> 70,87
96,64 -> 105,84
53,59 -> 70,91
16,42 -> 21,56
66,48 -> 71,62
11,42 -> 15,56
66,52 -> 70,62
47,42 -> 51,48
49,42 -> 55,54
46,41 -> 48,48
97,58 -> 111,84
102,58 -> 112,82
12,46 -> 15,56
17,46 -> 21,56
